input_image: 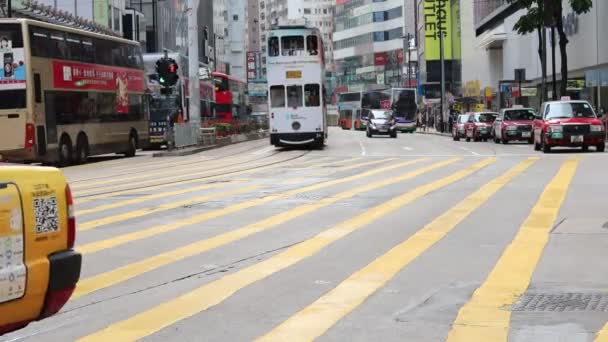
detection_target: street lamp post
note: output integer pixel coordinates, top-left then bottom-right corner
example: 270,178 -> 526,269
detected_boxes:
439,28 -> 446,133
7,0 -> 11,18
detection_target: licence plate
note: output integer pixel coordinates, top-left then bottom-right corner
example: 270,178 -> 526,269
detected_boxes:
571,135 -> 584,143
379,129 -> 388,132
522,132 -> 531,138
480,130 -> 488,134
466,131 -> 473,137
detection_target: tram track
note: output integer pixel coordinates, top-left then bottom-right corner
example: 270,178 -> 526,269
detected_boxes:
73,149 -> 310,199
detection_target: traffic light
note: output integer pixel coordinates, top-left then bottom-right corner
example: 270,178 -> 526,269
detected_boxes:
155,57 -> 179,88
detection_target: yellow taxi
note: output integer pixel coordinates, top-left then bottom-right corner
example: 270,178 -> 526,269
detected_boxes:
0,165 -> 81,335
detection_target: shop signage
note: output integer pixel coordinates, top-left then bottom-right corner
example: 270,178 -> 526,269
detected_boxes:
424,0 -> 453,61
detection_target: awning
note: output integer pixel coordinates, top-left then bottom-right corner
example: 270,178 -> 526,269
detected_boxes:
477,24 -> 507,50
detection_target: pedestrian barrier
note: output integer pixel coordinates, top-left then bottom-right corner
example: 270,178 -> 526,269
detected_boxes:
199,127 -> 217,146
173,123 -> 199,149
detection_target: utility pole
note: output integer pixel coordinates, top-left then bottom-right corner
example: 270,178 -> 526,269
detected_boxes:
187,0 -> 201,126
7,0 -> 10,18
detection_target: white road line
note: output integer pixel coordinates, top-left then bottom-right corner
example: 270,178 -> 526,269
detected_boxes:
359,139 -> 367,156
458,146 -> 480,156
402,146 -> 414,151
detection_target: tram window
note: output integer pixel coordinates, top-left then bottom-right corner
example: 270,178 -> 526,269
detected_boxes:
304,84 -> 320,107
306,35 -> 318,55
281,36 -> 304,56
287,85 -> 303,108
268,37 -> 279,56
270,85 -> 285,107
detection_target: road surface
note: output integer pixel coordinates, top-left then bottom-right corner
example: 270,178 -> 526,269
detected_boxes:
4,127 -> 608,342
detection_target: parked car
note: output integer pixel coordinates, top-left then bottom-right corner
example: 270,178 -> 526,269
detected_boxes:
533,99 -> 605,153
452,113 -> 471,141
493,107 -> 536,144
366,109 -> 397,138
0,165 -> 81,335
465,112 -> 498,142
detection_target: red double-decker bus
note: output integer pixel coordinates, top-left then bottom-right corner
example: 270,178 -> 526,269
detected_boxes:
212,72 -> 246,123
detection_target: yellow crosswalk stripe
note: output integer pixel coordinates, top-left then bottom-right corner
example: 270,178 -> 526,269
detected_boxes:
595,322 -> 608,340
76,158 -> 430,254
78,185 -> 260,231
76,158 -> 494,342
73,158 -> 455,299
446,158 -> 579,342
77,180 -> 241,216
256,158 -> 538,342
290,157 -> 363,170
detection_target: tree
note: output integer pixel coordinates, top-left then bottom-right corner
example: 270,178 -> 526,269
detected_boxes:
510,0 -> 547,102
551,0 -> 593,96
511,0 -> 593,99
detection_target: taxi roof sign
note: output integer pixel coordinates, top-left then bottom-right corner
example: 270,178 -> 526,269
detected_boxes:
561,96 -> 571,101
512,105 -> 524,108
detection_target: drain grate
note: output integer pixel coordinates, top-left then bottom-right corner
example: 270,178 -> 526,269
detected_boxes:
512,293 -> 608,312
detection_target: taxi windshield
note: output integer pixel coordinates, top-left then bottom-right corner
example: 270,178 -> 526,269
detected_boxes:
546,102 -> 596,119
504,109 -> 535,121
475,113 -> 495,122
458,115 -> 469,123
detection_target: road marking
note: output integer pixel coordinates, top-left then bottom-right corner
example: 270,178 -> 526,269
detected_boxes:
458,146 -> 481,156
76,158 -> 494,342
446,158 -> 579,342
73,154 -> 317,201
291,157 -> 363,170
73,158 -> 455,299
256,158 -> 537,342
282,158 -> 396,184
77,181 -> 241,216
78,185 -> 259,231
402,146 -> 414,151
77,158 -> 430,255
359,139 -> 366,156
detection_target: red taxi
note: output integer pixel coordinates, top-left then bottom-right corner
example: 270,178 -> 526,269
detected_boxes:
533,99 -> 605,153
452,114 -> 470,141
493,107 -> 536,144
465,112 -> 497,142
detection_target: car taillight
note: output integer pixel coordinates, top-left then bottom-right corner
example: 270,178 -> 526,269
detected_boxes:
65,184 -> 75,249
39,287 -> 75,319
25,123 -> 35,150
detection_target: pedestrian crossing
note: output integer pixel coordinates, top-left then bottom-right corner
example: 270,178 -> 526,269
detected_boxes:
11,151 -> 608,341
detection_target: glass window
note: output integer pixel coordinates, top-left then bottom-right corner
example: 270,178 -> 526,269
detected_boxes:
113,7 -> 121,31
95,38 -> 113,65
387,6 -> 402,20
373,31 -> 385,42
270,85 -> 285,107
304,8 -> 311,14
373,12 -> 385,22
387,27 -> 403,40
50,30 -> 68,59
81,37 -> 95,63
268,37 -> 279,56
215,76 -> 229,91
306,35 -> 318,55
66,34 -> 82,61
458,115 -> 469,123
304,84 -> 320,107
233,14 -> 239,21
30,28 -> 50,57
287,85 -> 303,108
504,109 -> 536,121
323,8 -> 327,14
281,36 -> 304,56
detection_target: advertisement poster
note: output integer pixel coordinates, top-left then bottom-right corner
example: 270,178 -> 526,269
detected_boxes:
52,61 -> 146,114
424,0 -> 453,61
0,34 -> 26,90
0,184 -> 26,304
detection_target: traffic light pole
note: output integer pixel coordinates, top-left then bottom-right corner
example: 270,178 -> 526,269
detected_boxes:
187,0 -> 201,126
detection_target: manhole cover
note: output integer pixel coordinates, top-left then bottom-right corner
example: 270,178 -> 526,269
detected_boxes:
512,293 -> 608,312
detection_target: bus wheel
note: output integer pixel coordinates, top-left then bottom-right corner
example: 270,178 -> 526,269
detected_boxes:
58,136 -> 73,167
75,134 -> 89,165
125,134 -> 137,157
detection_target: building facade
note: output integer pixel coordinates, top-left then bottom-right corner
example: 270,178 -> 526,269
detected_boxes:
333,0 -> 416,92
463,0 -> 608,111
226,0 -> 248,79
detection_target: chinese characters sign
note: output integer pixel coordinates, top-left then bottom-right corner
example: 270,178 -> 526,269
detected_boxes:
424,0 -> 453,61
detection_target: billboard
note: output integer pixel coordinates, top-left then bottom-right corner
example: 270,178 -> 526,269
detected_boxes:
246,51 -> 263,82
424,0 -> 453,61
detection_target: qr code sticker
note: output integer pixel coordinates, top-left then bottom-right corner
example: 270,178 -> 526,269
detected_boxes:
33,197 -> 59,234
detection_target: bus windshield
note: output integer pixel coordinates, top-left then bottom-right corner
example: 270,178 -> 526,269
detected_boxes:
391,89 -> 416,120
0,23 -> 26,109
149,96 -> 178,121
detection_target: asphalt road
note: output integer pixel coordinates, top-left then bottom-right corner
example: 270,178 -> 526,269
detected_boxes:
4,127 -> 608,342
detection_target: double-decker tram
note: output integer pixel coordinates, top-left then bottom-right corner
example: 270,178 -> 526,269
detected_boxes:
266,22 -> 327,148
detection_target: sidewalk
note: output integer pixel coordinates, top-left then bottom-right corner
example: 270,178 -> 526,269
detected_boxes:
415,128 -> 451,137
152,130 -> 269,157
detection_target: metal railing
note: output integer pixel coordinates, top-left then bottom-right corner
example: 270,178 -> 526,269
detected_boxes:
172,123 -> 200,149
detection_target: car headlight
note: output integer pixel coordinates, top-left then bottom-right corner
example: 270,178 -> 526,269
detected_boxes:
370,123 -> 377,129
548,125 -> 563,133
591,124 -> 604,132
507,125 -> 517,131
